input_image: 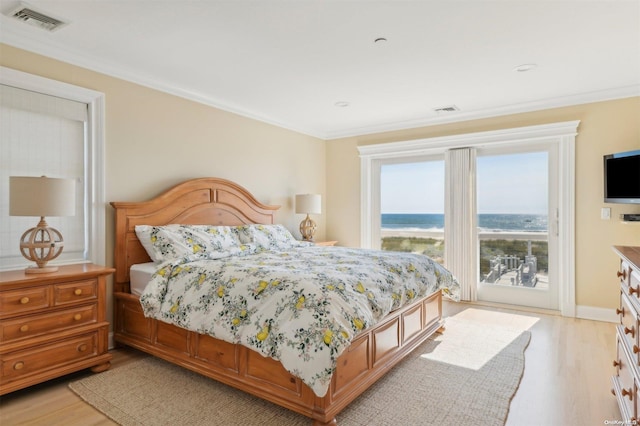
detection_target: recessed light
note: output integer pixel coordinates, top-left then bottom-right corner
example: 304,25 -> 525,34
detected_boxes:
374,37 -> 387,44
513,63 -> 537,72
334,101 -> 350,107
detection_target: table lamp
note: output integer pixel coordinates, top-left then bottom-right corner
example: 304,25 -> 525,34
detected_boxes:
295,194 -> 321,241
9,176 -> 76,273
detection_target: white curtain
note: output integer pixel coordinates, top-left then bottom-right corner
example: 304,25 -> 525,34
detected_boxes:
444,147 -> 478,301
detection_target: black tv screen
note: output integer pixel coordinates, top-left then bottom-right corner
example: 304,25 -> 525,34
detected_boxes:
604,150 -> 640,204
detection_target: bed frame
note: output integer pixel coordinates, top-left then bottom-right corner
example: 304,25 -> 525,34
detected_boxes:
111,177 -> 443,425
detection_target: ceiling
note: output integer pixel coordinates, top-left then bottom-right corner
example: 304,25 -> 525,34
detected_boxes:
1,0 -> 639,140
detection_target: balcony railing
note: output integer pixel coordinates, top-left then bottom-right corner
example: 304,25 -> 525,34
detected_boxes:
380,229 -> 549,289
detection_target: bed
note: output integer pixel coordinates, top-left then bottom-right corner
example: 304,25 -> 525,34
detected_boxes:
111,177 -> 458,425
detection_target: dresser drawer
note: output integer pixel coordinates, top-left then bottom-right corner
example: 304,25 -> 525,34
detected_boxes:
0,304 -> 97,344
0,286 -> 50,319
614,333 -> 637,421
620,293 -> 640,363
54,279 -> 97,306
621,259 -> 632,285
632,269 -> 640,298
1,332 -> 98,382
621,260 -> 640,303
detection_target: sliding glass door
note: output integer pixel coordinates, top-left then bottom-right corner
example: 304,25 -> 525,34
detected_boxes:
376,146 -> 559,310
359,121 -> 578,315
476,145 -> 559,310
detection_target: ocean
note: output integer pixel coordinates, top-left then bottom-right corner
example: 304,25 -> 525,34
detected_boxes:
381,213 -> 547,232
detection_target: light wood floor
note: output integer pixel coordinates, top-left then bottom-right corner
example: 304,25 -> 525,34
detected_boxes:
0,301 -> 620,426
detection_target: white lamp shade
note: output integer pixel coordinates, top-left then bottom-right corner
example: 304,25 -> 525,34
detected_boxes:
10,176 -> 76,217
295,194 -> 321,215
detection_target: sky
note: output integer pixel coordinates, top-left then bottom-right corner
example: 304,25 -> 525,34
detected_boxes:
380,151 -> 548,215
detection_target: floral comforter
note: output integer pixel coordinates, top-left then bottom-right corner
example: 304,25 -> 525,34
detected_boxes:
140,245 -> 459,396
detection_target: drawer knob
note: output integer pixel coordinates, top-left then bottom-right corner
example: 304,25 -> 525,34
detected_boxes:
20,297 -> 30,304
622,387 -> 634,400
635,345 -> 640,354
619,270 -> 628,279
13,361 -> 24,370
612,388 -> 616,396
625,326 -> 635,338
617,307 -> 625,316
74,289 -> 83,296
19,324 -> 29,332
630,287 -> 638,296
74,313 -> 82,321
78,344 -> 88,352
614,359 -> 621,367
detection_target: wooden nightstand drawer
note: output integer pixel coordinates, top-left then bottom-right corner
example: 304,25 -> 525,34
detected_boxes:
54,279 -> 97,306
1,304 -> 97,343
0,286 -> 50,318
1,332 -> 98,382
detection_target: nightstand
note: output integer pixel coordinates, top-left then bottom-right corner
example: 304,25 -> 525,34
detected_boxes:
0,263 -> 114,395
314,241 -> 338,246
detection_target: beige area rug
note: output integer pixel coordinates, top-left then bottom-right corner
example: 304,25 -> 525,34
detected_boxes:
70,310 -> 531,426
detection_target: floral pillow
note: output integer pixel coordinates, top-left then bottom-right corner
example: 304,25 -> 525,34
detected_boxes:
135,225 -> 163,262
135,225 -> 244,262
243,224 -> 306,251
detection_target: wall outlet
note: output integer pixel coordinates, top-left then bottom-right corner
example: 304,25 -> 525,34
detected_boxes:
601,207 -> 611,220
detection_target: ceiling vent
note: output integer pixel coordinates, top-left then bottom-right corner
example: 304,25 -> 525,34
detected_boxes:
5,2 -> 68,32
433,105 -> 460,114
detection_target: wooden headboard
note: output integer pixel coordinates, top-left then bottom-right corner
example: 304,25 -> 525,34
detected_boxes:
110,177 -> 279,292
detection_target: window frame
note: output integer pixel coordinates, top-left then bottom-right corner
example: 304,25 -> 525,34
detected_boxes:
358,120 -> 579,317
0,66 -> 106,269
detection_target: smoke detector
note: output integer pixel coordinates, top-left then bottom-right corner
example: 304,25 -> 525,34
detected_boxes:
5,2 -> 69,32
433,105 -> 460,114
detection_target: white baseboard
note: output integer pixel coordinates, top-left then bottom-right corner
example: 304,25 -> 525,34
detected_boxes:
463,300 -> 617,323
576,305 -> 617,323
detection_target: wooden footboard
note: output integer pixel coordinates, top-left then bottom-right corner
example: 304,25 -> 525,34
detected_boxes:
114,289 -> 442,425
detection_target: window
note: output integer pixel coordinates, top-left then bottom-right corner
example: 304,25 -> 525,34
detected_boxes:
358,121 -> 579,316
0,67 -> 106,270
380,159 -> 446,264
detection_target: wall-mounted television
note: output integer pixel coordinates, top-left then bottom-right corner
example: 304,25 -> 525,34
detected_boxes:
604,149 -> 640,204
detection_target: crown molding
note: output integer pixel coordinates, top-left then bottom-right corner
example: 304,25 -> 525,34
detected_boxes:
357,120 -> 581,158
2,26 -> 638,142
0,28 -> 323,139
325,86 -> 639,140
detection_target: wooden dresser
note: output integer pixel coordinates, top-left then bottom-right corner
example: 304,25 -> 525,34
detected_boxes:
612,246 -> 640,423
0,263 -> 114,395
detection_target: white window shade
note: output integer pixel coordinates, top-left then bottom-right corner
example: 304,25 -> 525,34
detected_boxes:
1,84 -> 87,121
0,84 -> 86,270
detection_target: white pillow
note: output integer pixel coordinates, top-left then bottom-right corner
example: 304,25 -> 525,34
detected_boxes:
135,224 -> 244,262
244,224 -> 303,251
135,225 -> 162,262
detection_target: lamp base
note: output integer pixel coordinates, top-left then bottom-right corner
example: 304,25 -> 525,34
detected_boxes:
25,265 -> 59,274
19,217 -> 65,273
299,214 -> 317,241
